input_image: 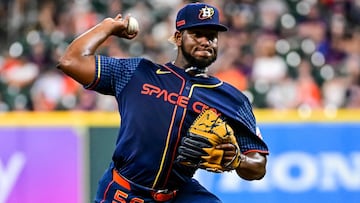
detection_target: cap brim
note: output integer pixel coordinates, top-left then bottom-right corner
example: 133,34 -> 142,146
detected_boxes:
179,23 -> 228,32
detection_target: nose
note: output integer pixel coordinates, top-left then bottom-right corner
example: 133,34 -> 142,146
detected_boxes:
197,36 -> 213,46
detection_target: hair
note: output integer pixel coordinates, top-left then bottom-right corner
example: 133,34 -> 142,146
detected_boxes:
168,32 -> 181,49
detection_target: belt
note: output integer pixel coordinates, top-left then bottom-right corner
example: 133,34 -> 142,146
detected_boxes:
112,169 -> 177,202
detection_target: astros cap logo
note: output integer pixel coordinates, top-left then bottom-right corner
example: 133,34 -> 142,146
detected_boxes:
175,3 -> 228,32
199,6 -> 215,20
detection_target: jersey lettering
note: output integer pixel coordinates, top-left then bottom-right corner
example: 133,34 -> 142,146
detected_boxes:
157,89 -> 168,99
168,92 -> 178,105
141,83 -> 221,114
114,190 -> 128,203
113,190 -> 144,203
141,83 -> 189,108
141,83 -> 160,96
192,101 -> 207,113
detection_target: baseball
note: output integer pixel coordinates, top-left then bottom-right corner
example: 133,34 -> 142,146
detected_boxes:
127,16 -> 139,34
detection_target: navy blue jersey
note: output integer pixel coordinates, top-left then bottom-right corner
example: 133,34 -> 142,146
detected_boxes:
86,55 -> 269,190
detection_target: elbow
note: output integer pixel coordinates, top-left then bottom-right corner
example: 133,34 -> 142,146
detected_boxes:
236,153 -> 268,181
57,55 -> 73,72
251,158 -> 267,180
56,54 -> 95,86
253,164 -> 266,180
239,162 -> 267,181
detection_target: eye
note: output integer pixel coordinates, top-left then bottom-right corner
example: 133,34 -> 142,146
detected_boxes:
192,31 -> 217,41
194,31 -> 203,37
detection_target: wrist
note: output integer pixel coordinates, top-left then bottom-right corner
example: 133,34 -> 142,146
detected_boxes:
100,18 -> 117,36
237,153 -> 247,169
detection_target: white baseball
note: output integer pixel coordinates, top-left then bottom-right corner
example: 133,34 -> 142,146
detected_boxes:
127,16 -> 139,34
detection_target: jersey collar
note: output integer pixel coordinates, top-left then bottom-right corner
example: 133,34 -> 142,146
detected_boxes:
164,62 -> 222,85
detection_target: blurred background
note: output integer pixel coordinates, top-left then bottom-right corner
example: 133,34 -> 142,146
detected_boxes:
0,0 -> 359,203
1,0 -> 360,111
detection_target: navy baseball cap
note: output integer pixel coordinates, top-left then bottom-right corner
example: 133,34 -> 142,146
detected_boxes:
176,3 -> 228,32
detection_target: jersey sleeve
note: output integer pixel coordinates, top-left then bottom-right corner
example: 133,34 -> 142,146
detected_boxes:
236,101 -> 269,155
84,55 -> 142,96
223,86 -> 269,155
236,125 -> 269,155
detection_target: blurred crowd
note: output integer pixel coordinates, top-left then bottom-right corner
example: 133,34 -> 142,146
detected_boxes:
1,0 -> 360,111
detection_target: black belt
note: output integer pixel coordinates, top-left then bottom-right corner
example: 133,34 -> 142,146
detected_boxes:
112,169 -> 177,202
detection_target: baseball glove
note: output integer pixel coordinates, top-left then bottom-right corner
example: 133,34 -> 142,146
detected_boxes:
176,109 -> 241,173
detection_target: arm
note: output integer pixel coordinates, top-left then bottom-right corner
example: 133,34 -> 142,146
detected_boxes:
219,144 -> 267,180
57,14 -> 138,85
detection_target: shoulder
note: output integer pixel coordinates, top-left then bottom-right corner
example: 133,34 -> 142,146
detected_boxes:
98,56 -> 163,71
219,80 -> 250,103
131,57 -> 163,70
216,80 -> 256,128
98,55 -> 150,65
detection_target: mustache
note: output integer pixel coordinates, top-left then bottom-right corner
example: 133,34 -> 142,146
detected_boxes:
195,47 -> 216,56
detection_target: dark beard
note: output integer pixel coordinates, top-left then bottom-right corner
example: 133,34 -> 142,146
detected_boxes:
181,44 -> 217,70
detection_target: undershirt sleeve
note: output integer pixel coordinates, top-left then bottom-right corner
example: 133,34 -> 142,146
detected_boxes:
85,55 -> 142,96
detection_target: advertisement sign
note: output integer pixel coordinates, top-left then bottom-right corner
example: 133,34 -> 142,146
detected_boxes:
0,128 -> 83,203
195,122 -> 360,203
1,112 -> 359,203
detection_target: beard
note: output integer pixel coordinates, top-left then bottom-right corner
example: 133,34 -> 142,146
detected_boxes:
181,43 -> 217,70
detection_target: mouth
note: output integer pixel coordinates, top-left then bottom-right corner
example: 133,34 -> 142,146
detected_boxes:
195,49 -> 213,57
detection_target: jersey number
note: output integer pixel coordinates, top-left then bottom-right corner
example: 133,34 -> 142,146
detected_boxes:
113,189 -> 144,203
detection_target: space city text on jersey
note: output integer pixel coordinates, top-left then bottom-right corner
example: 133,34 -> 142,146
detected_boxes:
141,83 -> 220,114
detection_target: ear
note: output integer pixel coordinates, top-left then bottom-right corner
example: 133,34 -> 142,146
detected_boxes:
174,30 -> 182,46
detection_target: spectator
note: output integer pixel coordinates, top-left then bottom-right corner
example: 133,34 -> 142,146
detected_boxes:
344,54 -> 360,108
1,0 -> 360,111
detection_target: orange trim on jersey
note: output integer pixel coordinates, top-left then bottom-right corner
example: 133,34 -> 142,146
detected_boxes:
87,55 -> 101,90
112,169 -> 131,190
100,180 -> 115,203
163,109 -> 187,187
243,149 -> 269,155
152,65 -> 186,188
163,78 -> 223,186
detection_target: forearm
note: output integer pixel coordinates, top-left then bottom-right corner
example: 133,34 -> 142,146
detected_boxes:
65,19 -> 114,57
236,152 -> 267,180
57,17 -> 125,85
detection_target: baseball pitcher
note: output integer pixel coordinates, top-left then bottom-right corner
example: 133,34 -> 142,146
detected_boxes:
58,2 -> 269,203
